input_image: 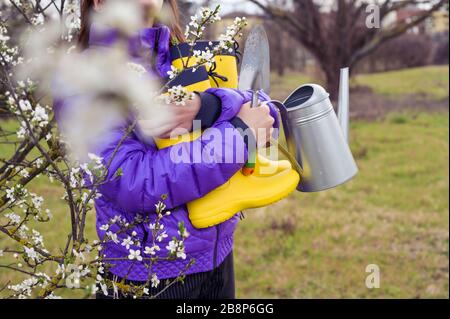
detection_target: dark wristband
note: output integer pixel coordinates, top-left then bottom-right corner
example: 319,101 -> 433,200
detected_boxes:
194,92 -> 222,130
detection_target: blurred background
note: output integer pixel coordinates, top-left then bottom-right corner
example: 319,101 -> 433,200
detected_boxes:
1,0 -> 449,298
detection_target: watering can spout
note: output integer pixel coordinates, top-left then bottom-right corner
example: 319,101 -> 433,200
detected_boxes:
338,67 -> 350,142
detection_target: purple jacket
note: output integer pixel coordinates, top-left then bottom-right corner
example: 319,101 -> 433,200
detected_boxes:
55,24 -> 279,281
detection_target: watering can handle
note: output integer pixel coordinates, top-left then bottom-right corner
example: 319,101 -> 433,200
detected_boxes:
268,100 -> 302,172
268,100 -> 292,151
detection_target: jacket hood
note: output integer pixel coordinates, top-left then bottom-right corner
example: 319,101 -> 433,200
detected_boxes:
88,22 -> 172,79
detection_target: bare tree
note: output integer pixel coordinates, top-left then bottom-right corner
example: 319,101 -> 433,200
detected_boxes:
249,0 -> 448,97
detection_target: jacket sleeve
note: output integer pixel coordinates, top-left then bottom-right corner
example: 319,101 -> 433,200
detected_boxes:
206,88 -> 280,131
94,120 -> 248,214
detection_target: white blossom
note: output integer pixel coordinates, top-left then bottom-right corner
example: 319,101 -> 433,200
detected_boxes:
24,246 -> 39,262
56,264 -> 65,278
31,13 -> 45,26
65,265 -> 82,289
6,187 -> 16,202
193,49 -> 215,69
144,245 -> 160,256
157,231 -> 168,242
18,168 -> 29,178
151,273 -> 160,288
121,236 -> 133,250
16,123 -> 27,139
45,293 -> 62,299
128,249 -> 142,261
30,193 -> 44,211
106,231 -> 119,244
31,105 -> 49,127
155,201 -> 166,213
166,240 -> 186,260
5,212 -> 20,224
32,230 -> 44,247
8,277 -> 38,297
18,99 -> 32,112
164,85 -> 195,106
34,158 -> 44,168
167,65 -> 180,80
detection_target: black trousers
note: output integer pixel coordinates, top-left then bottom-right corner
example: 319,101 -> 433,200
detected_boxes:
97,252 -> 235,299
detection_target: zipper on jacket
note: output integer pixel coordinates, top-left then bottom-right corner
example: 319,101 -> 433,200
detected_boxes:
213,224 -> 220,269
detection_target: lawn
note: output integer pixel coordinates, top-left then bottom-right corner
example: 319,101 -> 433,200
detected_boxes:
0,66 -> 449,298
353,65 -> 449,100
236,111 -> 449,298
270,65 -> 449,101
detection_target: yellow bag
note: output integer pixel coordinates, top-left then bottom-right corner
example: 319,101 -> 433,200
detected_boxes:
155,43 -> 300,229
169,41 -> 239,89
156,41 -> 238,150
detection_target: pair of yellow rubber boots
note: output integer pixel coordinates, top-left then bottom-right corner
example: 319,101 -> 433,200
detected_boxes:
155,42 -> 300,228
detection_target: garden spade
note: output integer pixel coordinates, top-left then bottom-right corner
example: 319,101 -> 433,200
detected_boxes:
238,24 -> 271,105
238,25 -> 271,174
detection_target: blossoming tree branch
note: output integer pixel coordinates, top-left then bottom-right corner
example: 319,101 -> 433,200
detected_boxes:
0,0 -> 246,299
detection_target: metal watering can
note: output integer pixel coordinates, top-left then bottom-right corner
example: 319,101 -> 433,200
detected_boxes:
272,68 -> 358,192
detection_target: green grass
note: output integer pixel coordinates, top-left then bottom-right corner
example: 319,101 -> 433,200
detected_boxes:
270,71 -> 315,101
1,66 -> 449,298
353,65 -> 449,100
270,65 -> 449,101
235,111 -> 449,298
1,111 -> 447,298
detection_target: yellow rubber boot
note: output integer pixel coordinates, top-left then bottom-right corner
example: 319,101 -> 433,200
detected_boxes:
187,153 -> 300,229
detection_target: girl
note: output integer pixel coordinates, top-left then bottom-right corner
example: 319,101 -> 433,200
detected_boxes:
66,0 -> 278,299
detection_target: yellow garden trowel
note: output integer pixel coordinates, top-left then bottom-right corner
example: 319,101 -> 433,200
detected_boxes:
187,25 -> 300,229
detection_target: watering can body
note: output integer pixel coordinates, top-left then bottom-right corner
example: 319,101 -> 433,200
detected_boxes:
278,79 -> 358,192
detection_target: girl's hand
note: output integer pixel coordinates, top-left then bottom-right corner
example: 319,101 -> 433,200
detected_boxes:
138,94 -> 201,139
236,101 -> 275,147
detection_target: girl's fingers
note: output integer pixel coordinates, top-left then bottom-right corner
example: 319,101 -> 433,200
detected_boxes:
242,101 -> 252,109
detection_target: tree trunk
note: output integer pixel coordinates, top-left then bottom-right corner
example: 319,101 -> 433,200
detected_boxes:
277,60 -> 285,76
323,66 -> 341,101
